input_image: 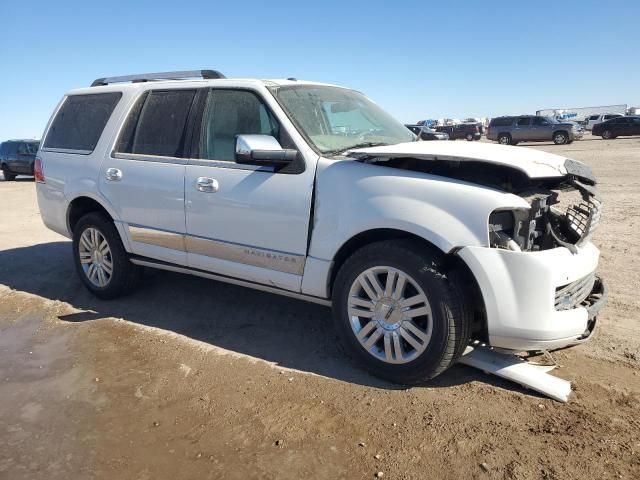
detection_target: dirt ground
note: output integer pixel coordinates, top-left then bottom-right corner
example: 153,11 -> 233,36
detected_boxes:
1,137 -> 639,479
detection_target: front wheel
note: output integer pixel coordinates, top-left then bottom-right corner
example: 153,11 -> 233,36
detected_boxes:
553,131 -> 569,145
332,240 -> 470,384
73,212 -> 142,299
465,133 -> 474,141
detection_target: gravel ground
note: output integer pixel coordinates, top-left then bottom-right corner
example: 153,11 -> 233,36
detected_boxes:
0,137 -> 639,479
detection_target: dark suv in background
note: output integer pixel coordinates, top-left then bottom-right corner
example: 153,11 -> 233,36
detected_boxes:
434,123 -> 481,141
0,139 -> 40,180
486,115 -> 582,145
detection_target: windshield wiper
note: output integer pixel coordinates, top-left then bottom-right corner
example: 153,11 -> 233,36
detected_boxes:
325,142 -> 389,156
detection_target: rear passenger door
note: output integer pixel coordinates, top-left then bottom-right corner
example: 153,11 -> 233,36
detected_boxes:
513,117 -> 532,141
100,89 -> 197,266
184,88 -> 314,292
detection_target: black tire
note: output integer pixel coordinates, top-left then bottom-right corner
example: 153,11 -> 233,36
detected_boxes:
332,240 -> 471,384
2,165 -> 16,181
553,130 -> 569,145
602,130 -> 614,140
497,133 -> 511,145
465,133 -> 474,141
72,212 -> 142,299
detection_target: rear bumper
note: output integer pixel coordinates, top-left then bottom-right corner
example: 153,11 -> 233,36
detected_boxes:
457,242 -> 606,351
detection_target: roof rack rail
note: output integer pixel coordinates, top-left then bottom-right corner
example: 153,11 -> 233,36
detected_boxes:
91,69 -> 225,87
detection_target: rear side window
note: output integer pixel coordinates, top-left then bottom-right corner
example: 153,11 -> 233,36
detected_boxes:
604,114 -> 620,120
116,89 -> 196,158
489,117 -> 513,127
516,117 -> 531,126
44,93 -> 122,153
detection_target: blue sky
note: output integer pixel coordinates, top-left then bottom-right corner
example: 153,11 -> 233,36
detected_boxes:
1,0 -> 638,139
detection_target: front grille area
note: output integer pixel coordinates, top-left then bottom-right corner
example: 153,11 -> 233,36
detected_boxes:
555,272 -> 596,311
566,196 -> 602,246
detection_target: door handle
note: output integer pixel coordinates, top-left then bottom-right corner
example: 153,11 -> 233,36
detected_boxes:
196,177 -> 219,193
105,168 -> 123,181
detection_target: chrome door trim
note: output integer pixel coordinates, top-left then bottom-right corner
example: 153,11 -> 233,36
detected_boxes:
185,235 -> 305,275
129,225 -> 186,251
187,157 -> 274,172
127,225 -> 305,275
129,257 -> 330,307
112,152 -> 188,165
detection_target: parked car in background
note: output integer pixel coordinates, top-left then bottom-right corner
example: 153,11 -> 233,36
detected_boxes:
0,139 -> 40,180
592,116 -> 640,139
434,123 -> 481,141
586,114 -> 622,131
405,124 -> 449,140
486,115 -> 582,145
35,70 -> 606,385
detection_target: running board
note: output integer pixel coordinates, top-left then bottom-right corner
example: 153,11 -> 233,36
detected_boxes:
458,345 -> 572,403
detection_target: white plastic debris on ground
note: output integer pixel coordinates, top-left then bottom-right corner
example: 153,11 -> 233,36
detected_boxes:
458,345 -> 572,403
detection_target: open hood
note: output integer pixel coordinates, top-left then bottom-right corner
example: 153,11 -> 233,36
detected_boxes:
346,141 -> 589,181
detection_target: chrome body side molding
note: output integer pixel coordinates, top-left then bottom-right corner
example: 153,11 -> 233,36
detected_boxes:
129,257 -> 331,307
128,225 -> 305,275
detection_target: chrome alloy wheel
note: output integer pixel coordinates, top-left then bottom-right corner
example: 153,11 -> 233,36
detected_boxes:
78,227 -> 113,287
347,266 -> 433,364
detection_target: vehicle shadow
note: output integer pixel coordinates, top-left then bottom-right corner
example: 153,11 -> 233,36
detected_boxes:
0,241 -> 536,395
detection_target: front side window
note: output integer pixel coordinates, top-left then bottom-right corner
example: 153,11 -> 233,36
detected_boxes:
271,85 -> 413,155
44,93 -> 121,153
199,90 -> 280,161
117,89 -> 196,158
532,116 -> 549,126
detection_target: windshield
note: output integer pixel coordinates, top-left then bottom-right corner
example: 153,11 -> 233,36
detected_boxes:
271,85 -> 414,155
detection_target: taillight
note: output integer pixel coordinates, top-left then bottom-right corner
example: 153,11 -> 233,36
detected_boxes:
34,157 -> 45,183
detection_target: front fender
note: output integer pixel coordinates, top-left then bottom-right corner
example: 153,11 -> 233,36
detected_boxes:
309,158 -> 530,260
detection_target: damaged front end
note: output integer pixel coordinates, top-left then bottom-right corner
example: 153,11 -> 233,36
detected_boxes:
488,161 -> 602,255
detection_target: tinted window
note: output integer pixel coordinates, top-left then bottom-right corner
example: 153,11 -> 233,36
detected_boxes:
200,90 -> 280,161
631,117 -> 640,124
17,142 -> 38,154
0,143 -> 6,156
532,116 -> 550,126
44,93 -> 121,152
516,117 -> 531,126
118,90 -> 196,157
604,114 -> 621,120
6,142 -> 18,155
612,117 -> 628,124
489,117 -> 513,127
589,115 -> 599,120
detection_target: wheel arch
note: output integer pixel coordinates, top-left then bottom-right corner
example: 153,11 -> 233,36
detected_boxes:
327,228 -> 488,342
67,195 -> 116,234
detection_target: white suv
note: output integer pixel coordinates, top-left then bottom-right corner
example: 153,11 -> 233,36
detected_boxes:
36,70 -> 607,384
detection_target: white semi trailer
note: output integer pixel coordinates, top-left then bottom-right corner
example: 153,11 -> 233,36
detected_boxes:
536,104 -> 627,122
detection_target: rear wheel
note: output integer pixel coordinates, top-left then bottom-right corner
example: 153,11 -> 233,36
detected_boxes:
73,212 -> 142,299
553,131 -> 569,145
602,129 -> 614,140
497,133 -> 511,145
2,165 -> 16,181
332,240 -> 471,384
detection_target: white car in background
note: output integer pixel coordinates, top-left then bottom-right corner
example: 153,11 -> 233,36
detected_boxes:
35,70 -> 607,384
586,113 -> 622,130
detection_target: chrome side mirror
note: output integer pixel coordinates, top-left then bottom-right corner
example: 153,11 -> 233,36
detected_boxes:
235,135 -> 297,167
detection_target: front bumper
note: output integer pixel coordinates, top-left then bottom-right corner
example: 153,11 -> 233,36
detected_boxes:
570,129 -> 584,140
458,242 -> 606,351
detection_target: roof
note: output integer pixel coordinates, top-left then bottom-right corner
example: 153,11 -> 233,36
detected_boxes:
66,78 -> 343,96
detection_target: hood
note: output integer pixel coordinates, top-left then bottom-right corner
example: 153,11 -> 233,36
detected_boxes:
346,141 -> 574,180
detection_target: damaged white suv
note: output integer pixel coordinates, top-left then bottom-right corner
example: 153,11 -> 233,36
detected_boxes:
36,70 -> 606,384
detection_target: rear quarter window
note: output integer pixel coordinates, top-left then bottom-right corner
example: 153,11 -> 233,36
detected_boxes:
43,92 -> 122,153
